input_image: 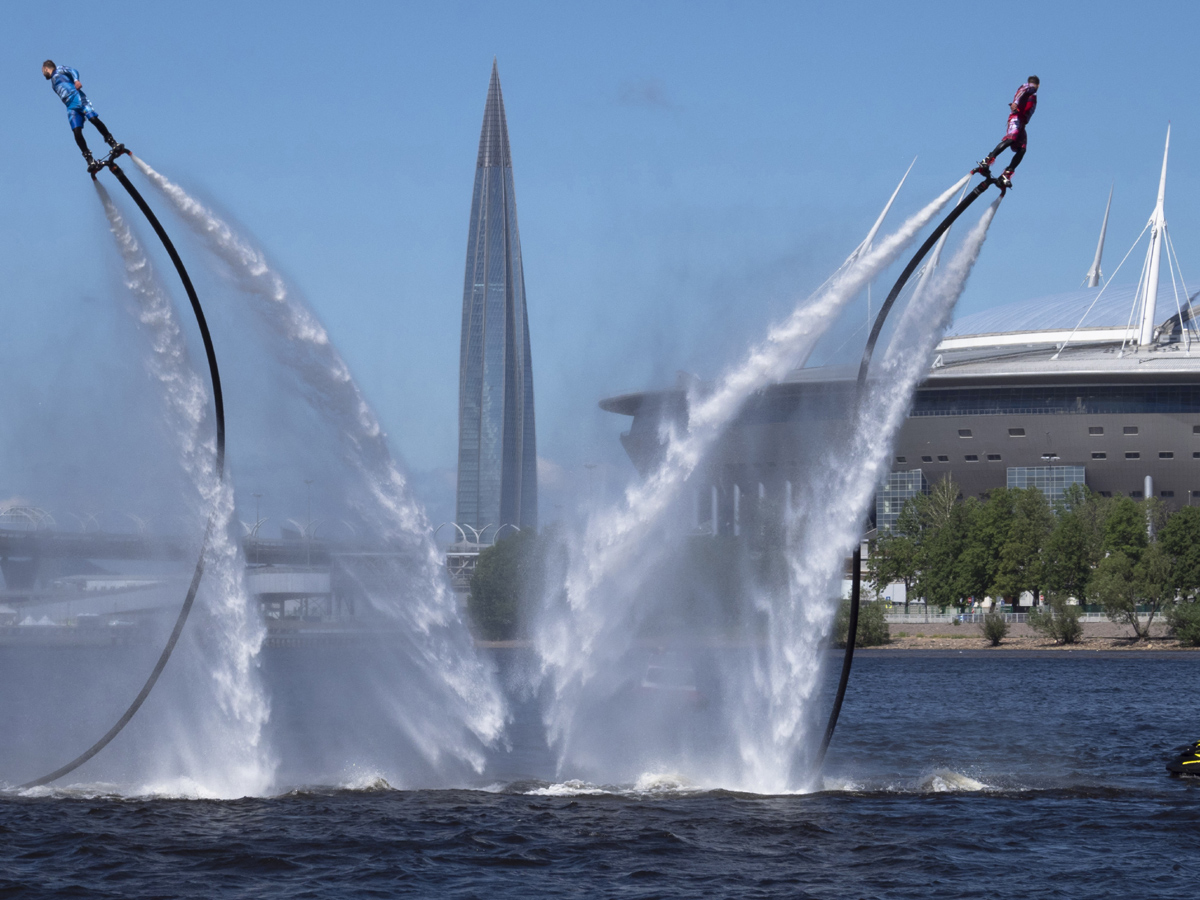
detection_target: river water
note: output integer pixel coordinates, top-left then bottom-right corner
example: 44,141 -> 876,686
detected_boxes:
2,650 -> 1196,898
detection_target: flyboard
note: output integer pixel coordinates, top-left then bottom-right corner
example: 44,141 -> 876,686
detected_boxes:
18,146 -> 225,788
813,164 -> 1005,771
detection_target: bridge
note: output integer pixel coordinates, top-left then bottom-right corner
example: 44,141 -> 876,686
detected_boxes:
0,528 -> 362,590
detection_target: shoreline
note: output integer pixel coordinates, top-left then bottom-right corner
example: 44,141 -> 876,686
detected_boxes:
474,637 -> 1200,653
855,646 -> 1198,658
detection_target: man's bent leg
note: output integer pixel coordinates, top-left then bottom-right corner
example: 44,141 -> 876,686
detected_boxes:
987,137 -> 1013,161
88,116 -> 115,144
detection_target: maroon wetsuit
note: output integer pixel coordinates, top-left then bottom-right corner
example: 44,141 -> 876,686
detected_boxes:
986,82 -> 1038,174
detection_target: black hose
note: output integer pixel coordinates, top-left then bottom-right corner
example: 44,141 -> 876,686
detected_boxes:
20,157 -> 224,788
813,173 -> 997,771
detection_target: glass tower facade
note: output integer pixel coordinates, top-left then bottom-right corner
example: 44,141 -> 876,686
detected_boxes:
1007,466 -> 1086,504
876,469 -> 928,531
455,61 -> 538,538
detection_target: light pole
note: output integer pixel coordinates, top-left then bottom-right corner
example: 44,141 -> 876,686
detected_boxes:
252,493 -> 263,564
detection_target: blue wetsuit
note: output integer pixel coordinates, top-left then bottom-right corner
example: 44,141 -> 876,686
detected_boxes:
50,65 -> 99,130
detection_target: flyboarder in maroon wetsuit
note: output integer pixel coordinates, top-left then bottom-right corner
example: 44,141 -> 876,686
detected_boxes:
975,76 -> 1039,190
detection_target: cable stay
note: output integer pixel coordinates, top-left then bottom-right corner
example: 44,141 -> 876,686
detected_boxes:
813,169 -> 1001,773
19,152 -> 225,789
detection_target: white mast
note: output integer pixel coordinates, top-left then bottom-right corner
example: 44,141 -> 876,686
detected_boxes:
1137,125 -> 1170,347
850,157 -> 916,265
1084,184 -> 1112,288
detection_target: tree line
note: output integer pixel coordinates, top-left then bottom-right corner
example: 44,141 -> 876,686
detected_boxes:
870,479 -> 1200,643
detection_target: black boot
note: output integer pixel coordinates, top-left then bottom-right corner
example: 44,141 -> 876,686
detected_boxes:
104,134 -> 127,159
84,150 -> 103,176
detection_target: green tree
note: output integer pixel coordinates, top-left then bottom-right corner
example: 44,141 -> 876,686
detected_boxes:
468,529 -> 541,641
1028,592 -> 1084,644
833,598 -> 890,647
1166,600 -> 1200,646
1132,541 -> 1174,635
953,497 -> 996,605
911,477 -> 972,613
1103,496 -> 1148,560
870,500 -> 921,611
1042,485 -> 1106,603
992,487 -> 1054,604
961,487 -> 1017,602
1159,505 -> 1200,600
980,610 -> 1008,646
1089,542 -> 1172,640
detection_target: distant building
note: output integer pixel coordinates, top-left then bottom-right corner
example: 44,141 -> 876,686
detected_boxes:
455,60 -> 538,540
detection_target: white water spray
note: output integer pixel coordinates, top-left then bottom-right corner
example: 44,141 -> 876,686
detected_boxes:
130,159 -> 505,780
97,185 -> 273,797
536,177 -> 970,780
755,197 -> 1001,791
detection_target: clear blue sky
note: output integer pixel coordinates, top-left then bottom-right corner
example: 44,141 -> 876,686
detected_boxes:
3,0 -> 1200,526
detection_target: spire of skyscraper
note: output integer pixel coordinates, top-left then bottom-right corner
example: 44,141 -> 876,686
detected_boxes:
476,59 -> 511,169
455,61 -> 538,538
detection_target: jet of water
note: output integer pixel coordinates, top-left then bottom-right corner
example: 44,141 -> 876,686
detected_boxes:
96,184 -> 274,797
756,197 -> 1001,792
129,159 -> 506,782
535,176 -> 971,779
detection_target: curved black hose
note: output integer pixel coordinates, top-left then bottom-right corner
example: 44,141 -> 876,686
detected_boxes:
813,174 -> 997,771
20,157 -> 224,788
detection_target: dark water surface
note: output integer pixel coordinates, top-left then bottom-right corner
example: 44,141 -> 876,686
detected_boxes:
3,653 -> 1197,898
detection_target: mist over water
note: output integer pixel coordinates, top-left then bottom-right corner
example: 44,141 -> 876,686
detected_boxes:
530,178 -> 996,793
131,158 -> 506,786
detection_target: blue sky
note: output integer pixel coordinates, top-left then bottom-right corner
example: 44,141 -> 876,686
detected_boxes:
4,0 -> 1200,526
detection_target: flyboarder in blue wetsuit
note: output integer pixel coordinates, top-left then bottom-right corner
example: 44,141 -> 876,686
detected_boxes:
42,59 -> 124,172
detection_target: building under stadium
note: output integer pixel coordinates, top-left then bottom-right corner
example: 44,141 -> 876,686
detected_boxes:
601,133 -> 1200,538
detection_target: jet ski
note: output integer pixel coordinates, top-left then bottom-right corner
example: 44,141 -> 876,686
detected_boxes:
1166,740 -> 1200,777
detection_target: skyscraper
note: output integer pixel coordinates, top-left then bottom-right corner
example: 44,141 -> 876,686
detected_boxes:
455,61 -> 537,537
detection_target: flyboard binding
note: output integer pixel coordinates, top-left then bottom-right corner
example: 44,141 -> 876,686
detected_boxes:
1167,739 -> 1200,777
970,162 -> 1007,197
88,144 -> 130,180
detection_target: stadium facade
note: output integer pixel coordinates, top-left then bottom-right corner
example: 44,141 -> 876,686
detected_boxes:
601,133 -> 1200,534
454,60 -> 538,538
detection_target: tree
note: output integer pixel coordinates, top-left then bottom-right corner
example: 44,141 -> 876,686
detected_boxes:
992,487 -> 1054,604
1131,541 -> 1174,636
1166,600 -> 1200,647
961,488 -> 1016,603
911,477 -> 973,613
953,497 -> 995,606
870,500 -> 921,611
1102,496 -> 1148,561
468,529 -> 541,640
1159,505 -> 1200,600
833,598 -> 890,647
1089,551 -> 1138,636
1089,542 -> 1172,640
1042,485 -> 1105,603
1028,592 -> 1083,644
980,610 -> 1008,646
